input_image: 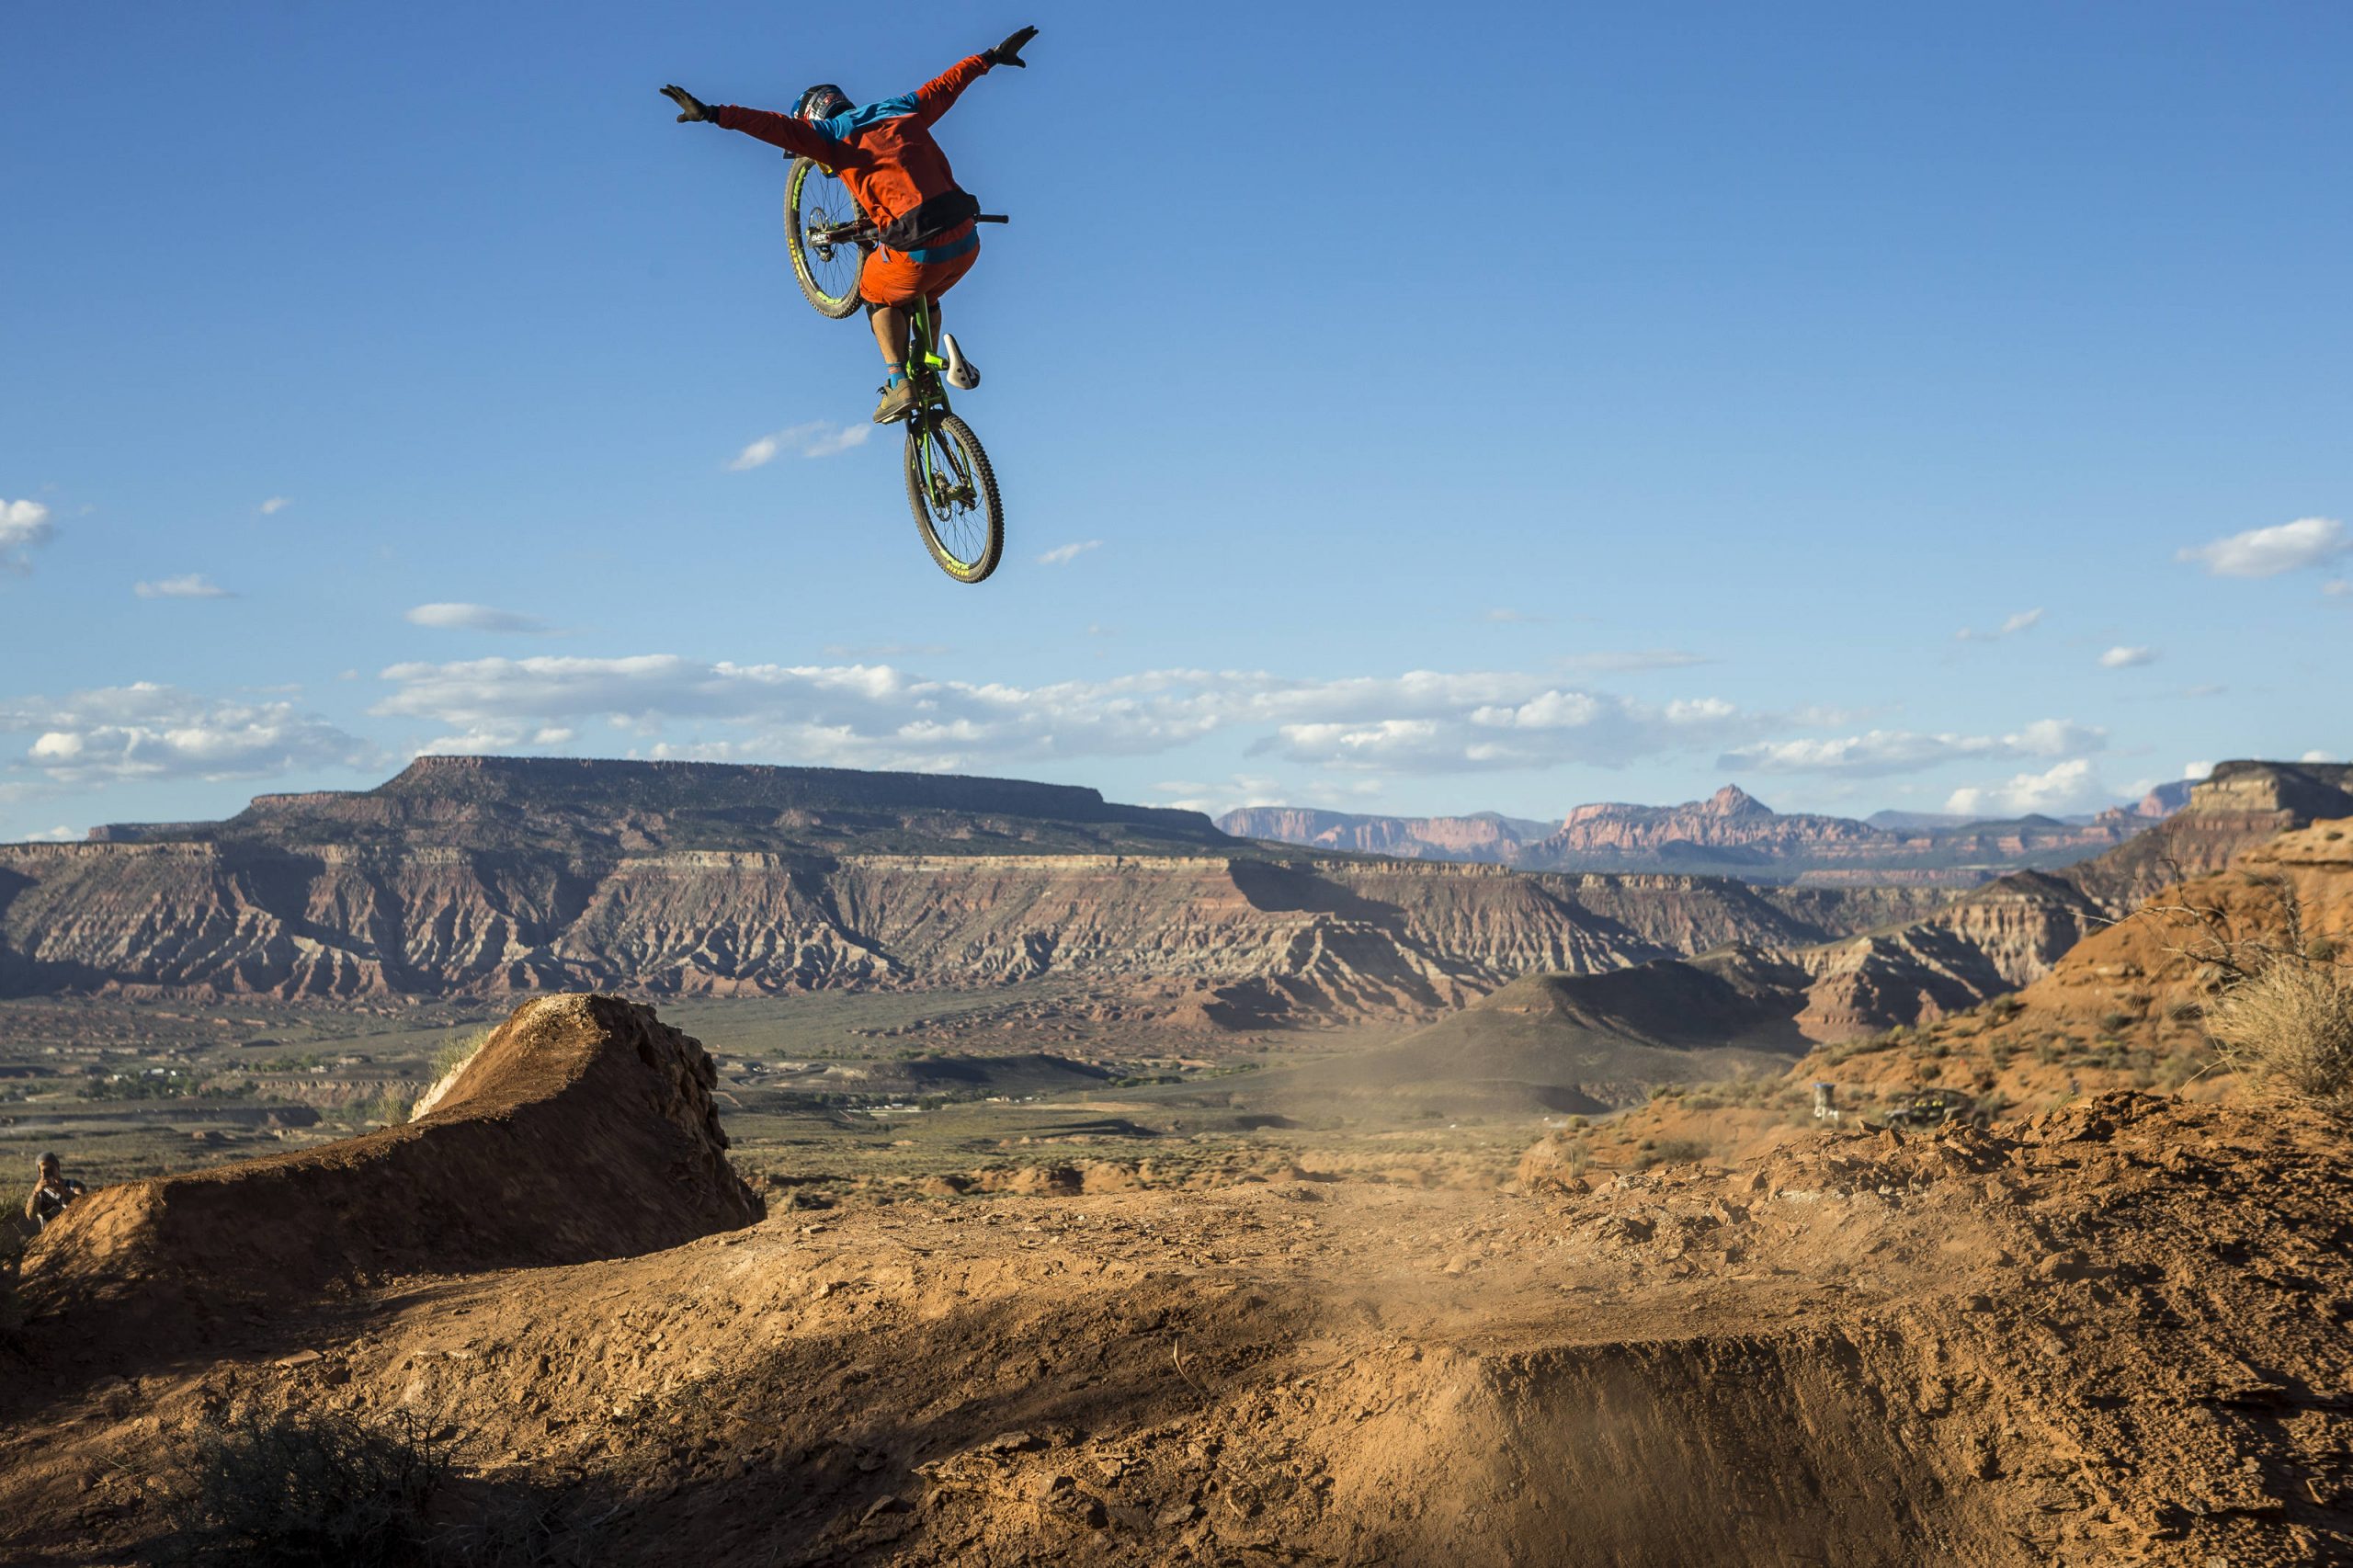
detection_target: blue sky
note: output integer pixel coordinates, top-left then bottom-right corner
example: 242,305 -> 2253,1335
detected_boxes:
4,1 -> 2347,840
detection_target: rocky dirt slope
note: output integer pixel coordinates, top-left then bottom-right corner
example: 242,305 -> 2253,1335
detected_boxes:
1779,765 -> 2350,1043
1548,813 -> 2353,1172
3,1082 -> 2345,1565
19,994 -> 760,1314
1804,814 -> 2353,1108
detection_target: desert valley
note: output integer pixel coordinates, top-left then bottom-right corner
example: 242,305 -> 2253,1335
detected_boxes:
5,756 -> 2351,1564
12,10 -> 2349,1562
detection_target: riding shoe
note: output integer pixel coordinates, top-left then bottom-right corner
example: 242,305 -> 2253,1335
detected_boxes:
941,332 -> 981,391
873,379 -> 917,424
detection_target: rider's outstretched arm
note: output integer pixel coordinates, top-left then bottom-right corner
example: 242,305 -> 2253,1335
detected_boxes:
661,84 -> 858,164
912,26 -> 1037,128
711,105 -> 856,164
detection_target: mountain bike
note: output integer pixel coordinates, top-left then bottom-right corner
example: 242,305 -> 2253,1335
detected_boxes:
783,157 -> 1006,585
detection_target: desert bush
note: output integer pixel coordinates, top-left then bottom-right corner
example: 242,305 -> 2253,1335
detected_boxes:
153,1409 -> 585,1567
2204,962 -> 2353,1117
1631,1137 -> 1711,1172
430,1029 -> 493,1082
154,1409 -> 445,1567
326,1085 -> 415,1132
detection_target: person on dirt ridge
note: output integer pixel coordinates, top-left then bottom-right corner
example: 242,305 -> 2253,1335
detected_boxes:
661,25 -> 1040,426
25,1152 -> 85,1230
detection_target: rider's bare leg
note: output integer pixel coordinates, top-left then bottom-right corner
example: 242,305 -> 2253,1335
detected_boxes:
869,302 -> 910,372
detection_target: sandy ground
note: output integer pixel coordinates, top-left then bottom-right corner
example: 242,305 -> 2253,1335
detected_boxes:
6,1085 -> 2348,1567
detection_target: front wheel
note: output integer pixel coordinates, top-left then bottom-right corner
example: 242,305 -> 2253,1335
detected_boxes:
783,157 -> 866,319
904,412 -> 1004,584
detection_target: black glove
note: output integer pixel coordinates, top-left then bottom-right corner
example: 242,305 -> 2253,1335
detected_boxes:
983,26 -> 1039,67
662,85 -> 713,122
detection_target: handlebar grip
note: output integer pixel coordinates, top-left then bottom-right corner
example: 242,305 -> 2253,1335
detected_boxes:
976,214 -> 1009,224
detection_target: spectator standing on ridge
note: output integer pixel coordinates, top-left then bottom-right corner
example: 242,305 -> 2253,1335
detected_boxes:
25,1152 -> 85,1230
660,24 -> 1040,425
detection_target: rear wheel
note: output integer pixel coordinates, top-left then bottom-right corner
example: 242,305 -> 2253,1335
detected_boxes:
783,157 -> 866,319
904,412 -> 1004,584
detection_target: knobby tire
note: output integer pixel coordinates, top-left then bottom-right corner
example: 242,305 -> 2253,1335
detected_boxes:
904,412 -> 1004,584
784,158 -> 865,319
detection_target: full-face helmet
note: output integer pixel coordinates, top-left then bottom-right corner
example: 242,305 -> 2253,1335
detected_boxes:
796,84 -> 853,121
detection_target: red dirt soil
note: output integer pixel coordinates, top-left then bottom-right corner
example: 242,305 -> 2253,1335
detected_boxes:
18,994 -> 761,1315
4,1065 -> 2347,1562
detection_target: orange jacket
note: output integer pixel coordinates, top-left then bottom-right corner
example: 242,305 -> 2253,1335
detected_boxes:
712,56 -> 993,239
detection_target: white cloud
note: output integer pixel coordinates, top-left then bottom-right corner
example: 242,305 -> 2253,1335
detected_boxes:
369,656 -> 1769,778
2184,760 -> 2213,780
2325,580 -> 2350,597
1037,540 -> 1102,566
2177,516 -> 2348,578
1955,607 -> 2044,642
2097,645 -> 2155,669
729,422 -> 870,470
1945,758 -> 2106,819
16,824 -> 79,843
1,499 -> 54,574
1718,718 -> 2104,778
414,724 -> 576,756
1556,649 -> 1712,674
2302,750 -> 2336,764
259,496 -> 291,516
405,603 -> 554,635
1154,772 -> 1293,815
134,574 -> 233,600
1,683 -> 379,784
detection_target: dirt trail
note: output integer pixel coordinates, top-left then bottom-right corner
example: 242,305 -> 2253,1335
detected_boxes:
5,1080 -> 2347,1565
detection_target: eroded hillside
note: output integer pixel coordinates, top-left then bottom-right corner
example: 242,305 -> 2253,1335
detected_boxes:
0,760 -> 1946,1020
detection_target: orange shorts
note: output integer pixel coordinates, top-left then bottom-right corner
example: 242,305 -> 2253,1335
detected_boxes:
858,228 -> 980,306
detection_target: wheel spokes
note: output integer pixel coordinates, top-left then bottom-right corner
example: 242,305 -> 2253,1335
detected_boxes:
791,171 -> 862,303
920,429 -> 985,562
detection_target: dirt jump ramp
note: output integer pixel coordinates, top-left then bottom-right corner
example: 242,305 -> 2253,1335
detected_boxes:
23,994 -> 761,1310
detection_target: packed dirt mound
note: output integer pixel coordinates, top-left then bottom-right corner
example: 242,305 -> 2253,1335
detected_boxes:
1486,1093 -> 2353,1564
20,994 -> 759,1310
6,1090 -> 2345,1565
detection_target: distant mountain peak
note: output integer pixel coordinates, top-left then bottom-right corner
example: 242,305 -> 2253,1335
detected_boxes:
1705,784 -> 1768,816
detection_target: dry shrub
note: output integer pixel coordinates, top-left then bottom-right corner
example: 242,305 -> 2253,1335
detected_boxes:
155,1410 -> 444,1567
150,1410 -> 590,1567
1631,1136 -> 1711,1172
2205,962 -> 2353,1117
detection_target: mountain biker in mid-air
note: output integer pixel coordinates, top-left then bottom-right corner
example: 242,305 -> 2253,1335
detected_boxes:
662,25 -> 1039,426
